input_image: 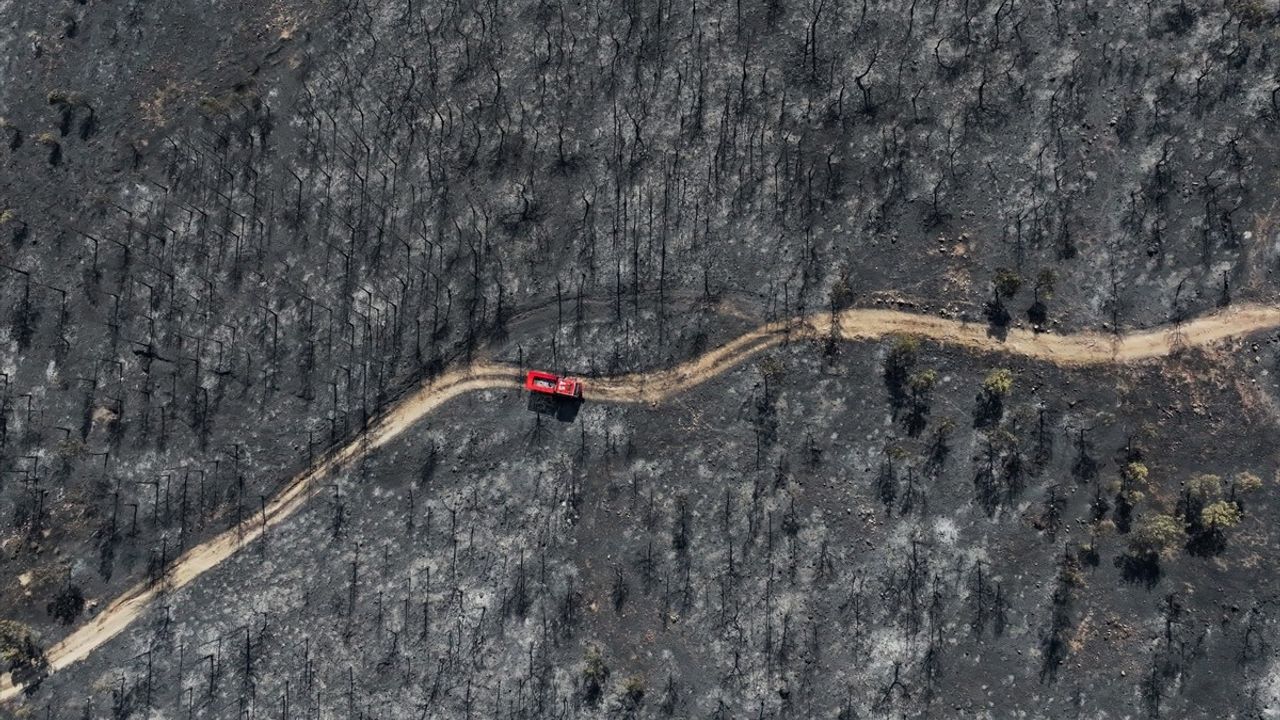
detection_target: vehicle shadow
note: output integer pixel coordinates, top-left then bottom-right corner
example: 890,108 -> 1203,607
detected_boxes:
527,392 -> 583,423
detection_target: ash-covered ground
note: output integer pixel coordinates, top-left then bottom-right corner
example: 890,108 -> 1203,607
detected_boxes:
3,0 -> 1280,717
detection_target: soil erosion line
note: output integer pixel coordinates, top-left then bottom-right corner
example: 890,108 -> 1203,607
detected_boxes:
3,302 -> 1278,699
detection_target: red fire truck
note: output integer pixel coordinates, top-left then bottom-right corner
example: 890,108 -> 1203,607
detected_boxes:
524,370 -> 583,399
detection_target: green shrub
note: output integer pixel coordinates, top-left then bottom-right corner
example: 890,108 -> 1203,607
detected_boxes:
829,274 -> 854,310
1186,473 -> 1222,501
0,620 -> 44,671
1034,269 -> 1057,299
583,645 -> 607,683
581,644 -> 609,705
1122,461 -> 1149,487
982,368 -> 1013,396
1233,471 -> 1263,494
1201,501 -> 1241,530
993,268 -> 1022,298
907,368 -> 938,395
1128,514 -> 1186,559
886,335 -> 920,373
621,674 -> 646,706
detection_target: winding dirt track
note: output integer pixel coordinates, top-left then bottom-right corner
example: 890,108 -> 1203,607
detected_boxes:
4,303 -> 1279,699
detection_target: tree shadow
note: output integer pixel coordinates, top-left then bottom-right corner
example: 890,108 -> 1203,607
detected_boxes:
972,393 -> 1003,429
1039,589 -> 1072,683
985,299 -> 1010,340
1071,449 -> 1097,483
1116,553 -> 1162,589
1079,543 -> 1100,568
883,365 -> 909,413
877,460 -> 897,514
1027,300 -> 1047,328
924,424 -> 951,477
1112,493 -> 1134,534
1186,530 -> 1226,557
1162,3 -> 1196,36
1002,450 -> 1025,504
526,393 -> 583,423
973,466 -> 1001,517
904,401 -> 930,437
1040,631 -> 1067,683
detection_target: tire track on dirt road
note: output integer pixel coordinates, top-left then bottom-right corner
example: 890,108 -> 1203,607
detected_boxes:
5,302 -> 1280,699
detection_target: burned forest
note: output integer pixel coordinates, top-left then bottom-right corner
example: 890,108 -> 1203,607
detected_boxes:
4,0 -> 1280,717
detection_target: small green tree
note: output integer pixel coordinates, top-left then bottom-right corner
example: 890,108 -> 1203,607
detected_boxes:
1122,461 -> 1148,485
886,335 -> 920,374
1184,473 -> 1223,525
0,620 -> 44,673
36,131 -> 61,165
1186,473 -> 1222,502
982,368 -> 1014,396
829,273 -> 854,311
759,356 -> 785,382
1034,269 -> 1057,300
1028,269 -> 1056,326
758,356 -> 785,399
884,335 -> 921,409
1227,0 -> 1269,28
904,368 -> 939,435
974,368 -> 1013,428
907,368 -> 937,396
1110,461 -> 1150,509
0,118 -> 22,151
582,645 -> 610,706
1231,471 -> 1263,510
1233,471 -> 1263,494
621,674 -> 647,708
1201,501 -> 1241,530
46,89 -> 81,106
994,268 -> 1022,299
1128,514 -> 1186,560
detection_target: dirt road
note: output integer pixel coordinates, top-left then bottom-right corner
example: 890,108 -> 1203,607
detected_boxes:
4,303 -> 1277,700
587,304 -> 1280,402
